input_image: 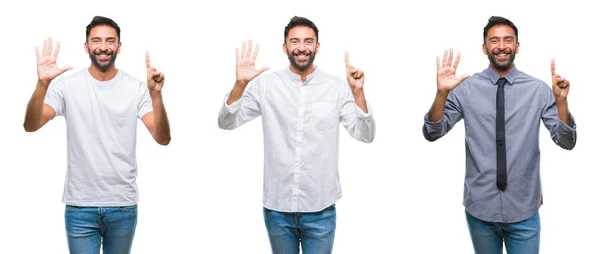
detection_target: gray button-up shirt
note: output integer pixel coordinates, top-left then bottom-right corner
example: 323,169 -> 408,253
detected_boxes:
423,65 -> 577,223
219,67 -> 376,213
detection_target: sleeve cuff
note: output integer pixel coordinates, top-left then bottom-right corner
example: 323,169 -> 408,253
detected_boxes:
354,100 -> 373,120
557,113 -> 577,132
423,113 -> 444,131
222,92 -> 241,114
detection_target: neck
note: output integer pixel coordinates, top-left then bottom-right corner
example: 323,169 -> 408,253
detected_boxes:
88,65 -> 118,81
289,64 -> 315,83
491,64 -> 514,77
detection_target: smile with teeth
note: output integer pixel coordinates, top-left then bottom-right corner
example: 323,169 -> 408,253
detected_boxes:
295,54 -> 309,60
96,53 -> 112,60
495,53 -> 509,61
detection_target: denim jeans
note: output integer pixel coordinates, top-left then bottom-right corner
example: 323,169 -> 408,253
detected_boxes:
466,211 -> 540,254
263,204 -> 336,254
64,205 -> 138,254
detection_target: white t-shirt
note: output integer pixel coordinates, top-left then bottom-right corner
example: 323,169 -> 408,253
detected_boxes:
44,69 -> 153,207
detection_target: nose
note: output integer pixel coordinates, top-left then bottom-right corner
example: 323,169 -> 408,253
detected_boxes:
99,41 -> 109,50
298,41 -> 307,50
498,40 -> 507,50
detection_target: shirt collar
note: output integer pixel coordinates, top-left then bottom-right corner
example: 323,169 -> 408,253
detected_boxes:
285,65 -> 320,84
484,64 -> 518,86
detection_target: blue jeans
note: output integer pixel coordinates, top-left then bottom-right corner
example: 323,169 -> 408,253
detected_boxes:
466,211 -> 540,254
263,204 -> 336,254
64,205 -> 138,254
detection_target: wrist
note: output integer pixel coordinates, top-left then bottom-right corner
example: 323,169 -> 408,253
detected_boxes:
436,89 -> 450,98
555,99 -> 568,109
352,87 -> 364,97
150,90 -> 163,100
37,79 -> 51,88
235,80 -> 250,89
554,95 -> 568,104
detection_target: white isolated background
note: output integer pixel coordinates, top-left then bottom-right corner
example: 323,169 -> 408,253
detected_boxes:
0,0 -> 597,253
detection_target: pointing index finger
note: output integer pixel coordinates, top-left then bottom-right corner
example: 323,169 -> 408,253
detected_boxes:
551,59 -> 556,76
145,51 -> 151,69
344,51 -> 350,67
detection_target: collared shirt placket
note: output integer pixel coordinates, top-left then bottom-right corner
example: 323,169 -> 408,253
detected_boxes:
292,83 -> 307,211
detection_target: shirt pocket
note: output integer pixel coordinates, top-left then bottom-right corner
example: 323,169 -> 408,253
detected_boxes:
310,102 -> 338,131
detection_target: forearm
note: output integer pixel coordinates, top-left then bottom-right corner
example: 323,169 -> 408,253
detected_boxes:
23,81 -> 49,132
150,92 -> 171,145
428,90 -> 449,122
353,88 -> 368,113
556,98 -> 571,127
226,81 -> 248,105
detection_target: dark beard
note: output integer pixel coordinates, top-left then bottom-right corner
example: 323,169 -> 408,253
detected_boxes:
287,48 -> 315,71
88,47 -> 117,72
486,47 -> 515,71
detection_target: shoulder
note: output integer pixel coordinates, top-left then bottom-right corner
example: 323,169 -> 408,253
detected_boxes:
49,69 -> 87,91
57,69 -> 88,84
464,70 -> 488,84
117,70 -> 145,85
514,70 -> 550,95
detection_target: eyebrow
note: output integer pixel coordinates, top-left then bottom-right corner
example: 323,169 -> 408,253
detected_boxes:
90,36 -> 118,41
289,37 -> 315,41
489,36 -> 515,40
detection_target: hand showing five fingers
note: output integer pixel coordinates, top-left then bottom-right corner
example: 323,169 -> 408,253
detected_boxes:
345,51 -> 364,94
551,59 -> 569,100
146,51 -> 165,94
36,37 -> 72,84
436,48 -> 469,93
236,40 -> 269,86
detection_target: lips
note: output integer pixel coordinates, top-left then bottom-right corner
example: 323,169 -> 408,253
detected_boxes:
494,53 -> 509,61
295,54 -> 309,61
96,53 -> 112,61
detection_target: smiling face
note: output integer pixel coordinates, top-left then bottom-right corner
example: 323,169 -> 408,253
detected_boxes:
85,25 -> 121,72
283,25 -> 320,74
482,24 -> 519,75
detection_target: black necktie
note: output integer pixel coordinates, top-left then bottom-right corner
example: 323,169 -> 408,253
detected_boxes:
496,77 -> 507,191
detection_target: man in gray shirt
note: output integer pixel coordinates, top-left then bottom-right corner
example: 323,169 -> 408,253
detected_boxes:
422,16 -> 576,253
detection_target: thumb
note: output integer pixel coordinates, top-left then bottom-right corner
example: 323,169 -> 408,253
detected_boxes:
58,66 -> 73,75
257,66 -> 269,75
457,74 -> 470,83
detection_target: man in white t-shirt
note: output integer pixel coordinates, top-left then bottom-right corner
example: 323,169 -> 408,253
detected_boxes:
23,16 -> 171,254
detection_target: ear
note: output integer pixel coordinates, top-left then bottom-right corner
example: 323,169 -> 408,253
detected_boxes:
117,41 -> 122,54
515,41 -> 520,54
482,43 -> 487,55
282,42 -> 288,55
316,42 -> 320,54
84,42 -> 89,54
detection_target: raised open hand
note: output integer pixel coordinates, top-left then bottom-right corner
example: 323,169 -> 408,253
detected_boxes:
146,51 -> 164,93
36,37 -> 72,84
436,48 -> 469,93
551,59 -> 569,100
345,51 -> 364,94
236,40 -> 269,86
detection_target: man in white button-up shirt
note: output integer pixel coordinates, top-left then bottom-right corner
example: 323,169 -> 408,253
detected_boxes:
218,16 -> 376,253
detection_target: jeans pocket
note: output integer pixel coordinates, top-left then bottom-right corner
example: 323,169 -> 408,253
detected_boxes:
117,205 -> 138,212
65,205 -> 81,211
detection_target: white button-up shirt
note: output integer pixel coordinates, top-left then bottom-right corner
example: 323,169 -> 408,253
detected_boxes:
218,67 -> 375,212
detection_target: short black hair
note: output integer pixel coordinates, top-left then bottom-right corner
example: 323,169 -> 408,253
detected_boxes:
483,16 -> 518,43
86,16 -> 121,42
284,16 -> 319,43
